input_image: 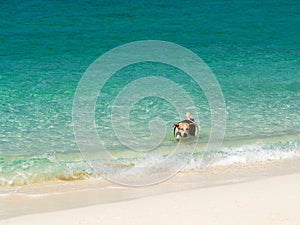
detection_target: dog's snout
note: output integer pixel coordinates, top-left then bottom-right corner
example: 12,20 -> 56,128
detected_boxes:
183,133 -> 188,137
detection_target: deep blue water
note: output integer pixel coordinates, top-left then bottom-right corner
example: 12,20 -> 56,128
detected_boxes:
0,0 -> 299,187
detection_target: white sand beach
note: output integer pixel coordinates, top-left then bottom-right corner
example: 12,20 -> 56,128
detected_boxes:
2,170 -> 300,225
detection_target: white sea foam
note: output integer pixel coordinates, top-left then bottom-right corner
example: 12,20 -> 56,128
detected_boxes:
184,140 -> 300,170
0,139 -> 299,188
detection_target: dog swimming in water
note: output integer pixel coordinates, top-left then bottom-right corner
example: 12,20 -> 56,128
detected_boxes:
173,112 -> 199,140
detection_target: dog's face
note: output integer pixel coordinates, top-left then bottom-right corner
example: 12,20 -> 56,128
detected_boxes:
173,122 -> 192,139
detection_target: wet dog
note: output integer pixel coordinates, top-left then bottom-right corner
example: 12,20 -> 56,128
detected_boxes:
173,112 -> 199,140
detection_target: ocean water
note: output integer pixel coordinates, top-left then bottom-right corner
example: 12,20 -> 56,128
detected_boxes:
0,0 -> 299,188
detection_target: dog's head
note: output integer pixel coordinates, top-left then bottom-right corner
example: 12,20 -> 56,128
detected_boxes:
173,121 -> 192,139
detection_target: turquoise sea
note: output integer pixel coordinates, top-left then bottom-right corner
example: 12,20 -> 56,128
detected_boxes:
0,0 -> 299,189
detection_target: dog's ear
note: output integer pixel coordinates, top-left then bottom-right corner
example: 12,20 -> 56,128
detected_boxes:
173,123 -> 179,127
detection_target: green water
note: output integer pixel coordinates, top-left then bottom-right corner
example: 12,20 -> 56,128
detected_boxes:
0,0 -> 299,187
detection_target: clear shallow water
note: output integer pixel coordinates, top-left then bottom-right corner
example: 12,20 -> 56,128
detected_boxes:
0,0 -> 299,187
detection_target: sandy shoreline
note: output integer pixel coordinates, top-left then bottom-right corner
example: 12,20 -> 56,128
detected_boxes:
1,157 -> 300,225
1,157 -> 299,219
1,172 -> 300,225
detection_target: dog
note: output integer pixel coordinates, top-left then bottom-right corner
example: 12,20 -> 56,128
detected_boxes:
173,112 -> 199,140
